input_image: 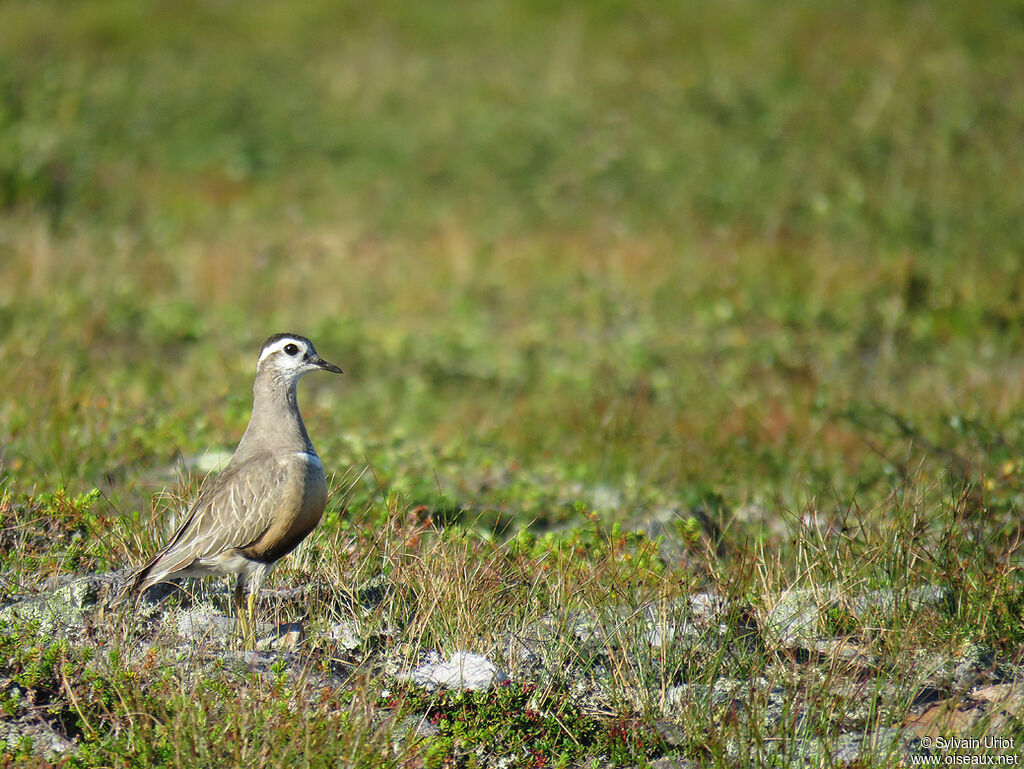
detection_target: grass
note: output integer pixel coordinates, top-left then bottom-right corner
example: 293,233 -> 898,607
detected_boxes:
2,0 -> 1024,765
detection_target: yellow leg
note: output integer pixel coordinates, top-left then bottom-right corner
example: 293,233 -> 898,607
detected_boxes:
247,590 -> 258,648
233,582 -> 253,649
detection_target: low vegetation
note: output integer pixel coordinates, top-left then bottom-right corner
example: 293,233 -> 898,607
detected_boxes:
2,0 -> 1024,766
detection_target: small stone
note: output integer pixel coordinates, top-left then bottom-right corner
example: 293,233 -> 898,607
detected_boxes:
406,651 -> 508,691
175,608 -> 234,642
763,587 -> 833,647
852,585 -> 947,615
391,714 -> 439,749
810,637 -> 880,667
829,727 -> 927,765
764,584 -> 948,649
355,574 -> 390,608
328,620 -> 363,651
258,621 -> 304,652
0,575 -> 113,637
279,622 -> 304,649
689,591 -> 729,622
644,758 -> 700,769
1,717 -> 75,759
653,721 -> 687,747
952,642 -> 995,692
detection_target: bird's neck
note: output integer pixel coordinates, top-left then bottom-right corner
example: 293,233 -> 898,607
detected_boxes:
236,374 -> 315,457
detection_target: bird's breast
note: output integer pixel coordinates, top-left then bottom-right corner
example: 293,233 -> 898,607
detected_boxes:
242,452 -> 328,564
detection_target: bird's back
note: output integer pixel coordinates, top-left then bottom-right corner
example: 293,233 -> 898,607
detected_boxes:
119,449 -> 327,600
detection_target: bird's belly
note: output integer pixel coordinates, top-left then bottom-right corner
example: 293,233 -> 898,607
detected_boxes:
242,458 -> 327,564
195,551 -> 261,576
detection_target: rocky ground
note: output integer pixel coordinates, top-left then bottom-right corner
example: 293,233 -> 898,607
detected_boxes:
3,571 -> 1022,767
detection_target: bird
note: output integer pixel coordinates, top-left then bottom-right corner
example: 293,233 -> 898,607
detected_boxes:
114,333 -> 342,646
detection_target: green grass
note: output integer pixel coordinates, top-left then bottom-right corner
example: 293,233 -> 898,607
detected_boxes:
2,0 -> 1024,766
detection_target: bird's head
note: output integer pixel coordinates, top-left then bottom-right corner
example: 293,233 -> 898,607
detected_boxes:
257,333 -> 343,383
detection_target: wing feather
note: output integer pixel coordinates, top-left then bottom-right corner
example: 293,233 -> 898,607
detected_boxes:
119,452 -> 291,598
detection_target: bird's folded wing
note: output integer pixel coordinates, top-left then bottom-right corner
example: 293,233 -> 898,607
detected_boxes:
137,451 -> 292,585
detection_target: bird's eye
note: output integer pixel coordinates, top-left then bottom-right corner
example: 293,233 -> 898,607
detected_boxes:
284,343 -> 300,356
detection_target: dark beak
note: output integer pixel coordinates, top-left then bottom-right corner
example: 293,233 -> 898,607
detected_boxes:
310,354 -> 343,374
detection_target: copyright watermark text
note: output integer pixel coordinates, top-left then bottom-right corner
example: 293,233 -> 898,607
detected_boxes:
912,736 -> 1020,766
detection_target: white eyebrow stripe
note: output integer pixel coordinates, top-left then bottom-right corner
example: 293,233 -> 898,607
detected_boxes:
258,338 -> 304,364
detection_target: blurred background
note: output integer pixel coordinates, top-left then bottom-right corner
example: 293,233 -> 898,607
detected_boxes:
2,0 -> 1024,540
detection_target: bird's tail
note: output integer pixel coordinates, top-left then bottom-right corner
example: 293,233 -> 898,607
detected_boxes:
108,562 -> 154,608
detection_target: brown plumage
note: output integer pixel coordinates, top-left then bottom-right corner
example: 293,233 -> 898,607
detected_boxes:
114,333 -> 342,644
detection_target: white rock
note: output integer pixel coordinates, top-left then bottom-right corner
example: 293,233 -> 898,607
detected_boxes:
407,651 -> 508,691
